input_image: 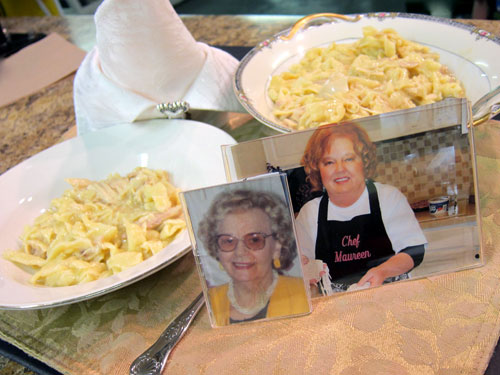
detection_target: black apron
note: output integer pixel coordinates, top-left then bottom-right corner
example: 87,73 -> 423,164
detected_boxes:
315,180 -> 395,286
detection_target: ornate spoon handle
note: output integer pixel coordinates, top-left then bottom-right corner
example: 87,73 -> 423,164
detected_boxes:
130,292 -> 205,375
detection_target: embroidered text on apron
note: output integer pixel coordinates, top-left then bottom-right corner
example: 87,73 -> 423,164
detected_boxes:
315,180 -> 395,286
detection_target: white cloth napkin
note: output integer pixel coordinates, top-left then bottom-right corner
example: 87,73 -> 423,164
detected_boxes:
73,0 -> 245,135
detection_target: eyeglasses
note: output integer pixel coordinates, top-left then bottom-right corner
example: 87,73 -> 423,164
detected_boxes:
216,232 -> 275,252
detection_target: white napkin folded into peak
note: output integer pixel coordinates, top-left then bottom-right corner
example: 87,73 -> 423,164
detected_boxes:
74,0 -> 245,135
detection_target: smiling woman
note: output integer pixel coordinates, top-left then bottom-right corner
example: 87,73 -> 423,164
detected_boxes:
295,122 -> 427,292
197,189 -> 310,326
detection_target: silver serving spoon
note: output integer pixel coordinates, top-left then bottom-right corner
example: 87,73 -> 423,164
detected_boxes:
130,292 -> 205,375
472,85 -> 500,126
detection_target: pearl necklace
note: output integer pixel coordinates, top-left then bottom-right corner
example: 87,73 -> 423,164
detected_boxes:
227,270 -> 279,316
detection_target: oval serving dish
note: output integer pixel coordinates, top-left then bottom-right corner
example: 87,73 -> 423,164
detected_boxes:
234,12 -> 500,133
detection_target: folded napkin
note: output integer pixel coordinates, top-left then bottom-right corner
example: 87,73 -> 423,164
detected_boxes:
73,0 -> 245,134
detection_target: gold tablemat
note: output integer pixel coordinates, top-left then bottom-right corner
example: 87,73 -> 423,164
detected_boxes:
1,121 -> 500,374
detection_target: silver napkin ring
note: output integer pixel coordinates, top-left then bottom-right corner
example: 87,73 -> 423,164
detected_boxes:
156,101 -> 190,119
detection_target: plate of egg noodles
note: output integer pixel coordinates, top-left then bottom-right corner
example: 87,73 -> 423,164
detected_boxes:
0,119 -> 236,309
234,12 -> 500,132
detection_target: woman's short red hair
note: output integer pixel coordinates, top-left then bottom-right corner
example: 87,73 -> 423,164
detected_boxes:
301,122 -> 377,191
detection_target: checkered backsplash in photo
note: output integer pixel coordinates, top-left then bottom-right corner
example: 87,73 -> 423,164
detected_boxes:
374,126 -> 473,203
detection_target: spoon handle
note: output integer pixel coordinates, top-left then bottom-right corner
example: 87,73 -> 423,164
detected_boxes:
472,85 -> 500,126
129,292 -> 205,375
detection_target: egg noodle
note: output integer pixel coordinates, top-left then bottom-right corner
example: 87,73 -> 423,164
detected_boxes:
3,167 -> 186,287
268,26 -> 466,130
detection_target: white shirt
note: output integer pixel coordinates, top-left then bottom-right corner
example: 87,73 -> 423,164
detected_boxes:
294,182 -> 427,260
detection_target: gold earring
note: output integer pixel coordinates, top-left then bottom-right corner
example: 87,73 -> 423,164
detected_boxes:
273,257 -> 281,269
218,262 -> 225,271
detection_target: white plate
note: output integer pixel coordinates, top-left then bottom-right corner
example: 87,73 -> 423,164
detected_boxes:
234,12 -> 500,132
0,119 -> 236,309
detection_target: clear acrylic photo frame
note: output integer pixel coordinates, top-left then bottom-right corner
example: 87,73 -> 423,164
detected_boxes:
220,98 -> 484,296
180,173 -> 313,327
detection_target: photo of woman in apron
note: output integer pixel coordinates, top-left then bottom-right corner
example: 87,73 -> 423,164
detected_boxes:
295,122 -> 427,293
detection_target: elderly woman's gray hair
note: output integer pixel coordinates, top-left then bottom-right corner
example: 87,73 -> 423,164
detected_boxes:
198,189 -> 297,271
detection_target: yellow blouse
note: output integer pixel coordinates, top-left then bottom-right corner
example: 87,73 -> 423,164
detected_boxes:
208,275 -> 311,326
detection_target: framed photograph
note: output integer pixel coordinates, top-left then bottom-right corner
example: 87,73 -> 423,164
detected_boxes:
181,173 -> 312,327
221,98 -> 483,295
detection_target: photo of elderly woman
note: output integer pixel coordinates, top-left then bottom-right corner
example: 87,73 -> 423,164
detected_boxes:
184,177 -> 311,327
295,122 -> 427,293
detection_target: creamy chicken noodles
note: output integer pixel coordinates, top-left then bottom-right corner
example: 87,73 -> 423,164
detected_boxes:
268,26 -> 466,130
3,167 -> 186,287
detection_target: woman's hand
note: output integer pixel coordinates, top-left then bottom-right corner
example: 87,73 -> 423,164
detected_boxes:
357,267 -> 386,287
357,252 -> 414,287
302,256 -> 328,285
